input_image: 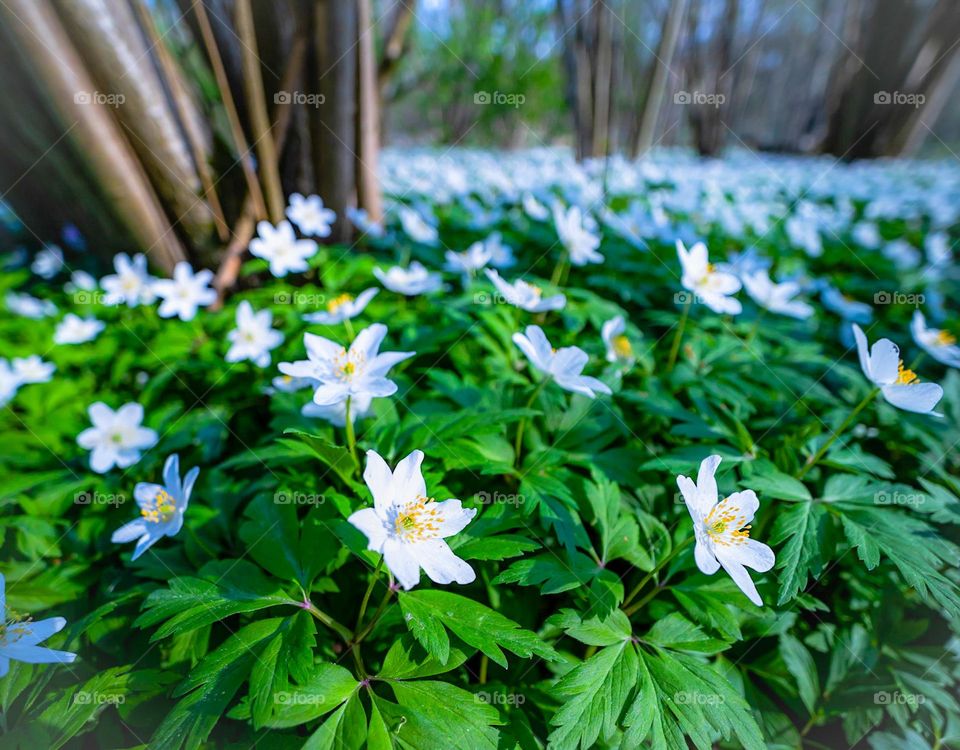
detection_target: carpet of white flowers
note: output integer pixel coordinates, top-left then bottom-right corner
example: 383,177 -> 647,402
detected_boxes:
1,148 -> 959,749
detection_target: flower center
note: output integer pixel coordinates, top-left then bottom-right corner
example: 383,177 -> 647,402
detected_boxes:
141,488 -> 177,524
896,360 -> 918,385
613,335 -> 632,357
335,348 -> 363,381
936,330 -> 956,347
392,496 -> 441,542
704,497 -> 750,546
327,293 -> 353,314
0,609 -> 32,646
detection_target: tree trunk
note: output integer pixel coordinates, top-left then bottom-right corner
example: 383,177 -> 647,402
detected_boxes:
356,0 -> 383,223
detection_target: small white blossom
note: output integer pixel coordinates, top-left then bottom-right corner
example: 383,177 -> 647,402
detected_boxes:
54,314 -> 104,345
374,262 -> 443,296
513,325 -> 611,398
0,573 -> 77,677
226,301 -> 283,367
484,269 -> 565,313
741,270 -> 814,320
101,253 -> 156,307
601,315 -> 635,364
553,204 -> 603,266
31,245 -> 64,279
304,288 -> 378,325
286,193 -> 336,237
76,402 -> 158,473
852,324 -> 943,415
249,220 -> 318,277
911,311 -> 960,369
12,356 -> 55,384
153,262 -> 216,321
5,292 -> 56,319
677,240 -> 742,315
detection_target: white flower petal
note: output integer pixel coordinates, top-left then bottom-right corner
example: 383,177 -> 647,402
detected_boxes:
383,537 -> 421,590
410,538 -> 476,586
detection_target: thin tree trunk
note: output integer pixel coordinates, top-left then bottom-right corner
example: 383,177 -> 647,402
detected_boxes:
0,0 -> 185,271
356,0 -> 383,223
635,0 -> 688,156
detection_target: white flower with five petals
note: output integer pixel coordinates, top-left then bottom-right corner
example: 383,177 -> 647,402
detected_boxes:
249,220 -> 318,277
286,193 -> 336,237
852,324 -> 943,415
677,455 -> 775,606
153,262 -> 216,321
226,301 -> 283,367
101,253 -> 156,307
278,324 -> 414,406
512,325 -> 611,398
76,402 -> 158,473
348,450 -> 476,590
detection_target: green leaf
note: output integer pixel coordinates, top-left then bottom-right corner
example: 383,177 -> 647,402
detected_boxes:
385,680 -> 501,749
771,501 -> 826,605
644,613 -> 730,654
741,464 -> 812,502
378,636 -> 472,679
398,589 -> 558,668
549,640 -> 638,750
136,560 -> 294,640
269,662 -> 359,728
280,429 -> 357,486
303,693 -> 366,750
780,634 -> 820,713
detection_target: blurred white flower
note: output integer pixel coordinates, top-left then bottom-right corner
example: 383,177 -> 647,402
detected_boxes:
374,261 -> 443,296
602,315 -> 634,364
5,291 -> 56,319
226,301 -> 283,367
77,402 -> 158,473
304,288 -> 378,325
31,245 -> 64,279
398,207 -> 439,245
101,253 -> 156,307
911,311 -> 960,368
12,356 -> 55,384
286,193 -> 336,237
346,207 -> 385,237
54,314 -> 104,345
553,204 -> 603,266
741,270 -> 814,320
484,269 -> 565,313
249,220 -> 318,277
445,241 -> 491,283
0,573 -> 77,677
677,240 -> 742,315
852,324 -> 943,416
153,262 -> 216,321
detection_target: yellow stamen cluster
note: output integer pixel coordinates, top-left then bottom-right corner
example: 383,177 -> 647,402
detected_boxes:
936,330 -> 956,347
141,488 -> 177,524
335,348 -> 363,381
327,293 -> 354,313
393,496 -> 441,542
704,497 -> 750,547
896,360 -> 918,385
1,608 -> 33,645
612,335 -> 632,358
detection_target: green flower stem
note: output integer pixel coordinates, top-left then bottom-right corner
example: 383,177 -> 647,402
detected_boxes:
622,536 -> 694,615
354,560 -> 383,635
666,295 -> 693,372
798,387 -> 879,479
344,396 -> 360,472
353,580 -> 395,646
343,317 -> 355,340
514,377 -> 550,466
301,601 -> 353,643
549,251 -> 569,288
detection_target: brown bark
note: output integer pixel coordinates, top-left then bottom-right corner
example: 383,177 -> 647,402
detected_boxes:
356,0 -> 384,223
635,0 -> 689,156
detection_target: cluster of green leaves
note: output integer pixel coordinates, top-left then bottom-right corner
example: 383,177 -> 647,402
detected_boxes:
0,191 -> 958,750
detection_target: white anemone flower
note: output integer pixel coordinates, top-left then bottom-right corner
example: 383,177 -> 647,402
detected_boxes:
5,291 -> 57,319
484,269 -> 565,313
101,253 -> 156,307
31,245 -> 64,279
677,455 -> 775,607
852,324 -> 944,415
0,573 -> 77,677
741,270 -> 814,320
278,323 -> 415,406
374,261 -> 443,296
54,314 -> 104,345
553,204 -> 603,266
11,356 -> 55,384
304,288 -> 378,325
399,207 -> 439,245
602,315 -> 634,364
346,207 -> 385,238
444,242 -> 492,283
522,193 -> 550,221
512,325 -> 611,398
153,262 -> 217,321
286,193 -> 336,237
111,454 -> 198,560
226,301 -> 283,367
249,220 -> 318,277
676,240 -> 742,315
820,286 -> 872,324
76,402 -> 158,473
484,232 -> 516,268
348,450 -> 476,590
911,311 -> 960,368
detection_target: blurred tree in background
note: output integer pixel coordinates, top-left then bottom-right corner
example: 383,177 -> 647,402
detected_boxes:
0,0 -> 957,273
